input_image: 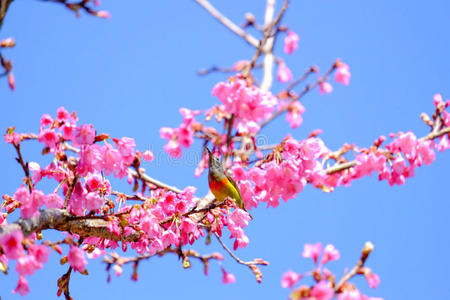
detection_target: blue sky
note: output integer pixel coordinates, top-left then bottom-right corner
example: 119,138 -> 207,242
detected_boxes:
1,0 -> 450,299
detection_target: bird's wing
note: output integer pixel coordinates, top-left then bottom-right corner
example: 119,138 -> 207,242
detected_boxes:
225,174 -> 242,199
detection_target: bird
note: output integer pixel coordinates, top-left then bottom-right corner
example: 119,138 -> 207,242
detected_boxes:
205,147 -> 252,219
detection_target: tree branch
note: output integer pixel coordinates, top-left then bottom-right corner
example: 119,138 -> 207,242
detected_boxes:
129,168 -> 183,194
326,126 -> 450,175
194,0 -> 259,48
259,61 -> 336,128
0,208 -> 140,242
335,241 -> 374,293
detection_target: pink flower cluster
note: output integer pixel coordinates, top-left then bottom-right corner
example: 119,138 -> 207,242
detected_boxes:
160,108 -> 200,157
281,243 -> 382,300
212,76 -> 278,134
324,130 -> 439,188
13,186 -> 63,218
4,108 -> 158,221
235,137 -> 330,209
0,230 -> 51,296
231,94 -> 449,208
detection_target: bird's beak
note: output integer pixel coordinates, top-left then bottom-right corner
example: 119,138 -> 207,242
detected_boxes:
204,147 -> 212,157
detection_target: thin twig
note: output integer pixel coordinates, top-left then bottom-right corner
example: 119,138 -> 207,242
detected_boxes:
197,63 -> 263,76
13,143 -> 33,192
129,169 -> 183,194
215,233 -> 268,267
111,190 -> 151,202
242,0 -> 289,80
335,242 -> 374,292
194,0 -> 259,48
260,61 -> 337,129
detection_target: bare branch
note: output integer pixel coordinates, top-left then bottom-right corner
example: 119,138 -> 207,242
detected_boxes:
194,0 -> 259,48
335,242 -> 374,292
129,168 -> 183,194
260,61 -> 336,128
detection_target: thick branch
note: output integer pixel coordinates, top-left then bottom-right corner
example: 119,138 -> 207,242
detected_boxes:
0,208 -> 140,242
194,0 -> 259,48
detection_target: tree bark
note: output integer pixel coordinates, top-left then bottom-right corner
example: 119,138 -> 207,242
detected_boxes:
0,208 -> 140,242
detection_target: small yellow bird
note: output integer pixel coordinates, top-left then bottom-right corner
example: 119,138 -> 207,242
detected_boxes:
205,148 -> 252,218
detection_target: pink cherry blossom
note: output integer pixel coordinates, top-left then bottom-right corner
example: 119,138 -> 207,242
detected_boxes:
67,245 -> 87,272
179,107 -> 200,124
61,122 -> 75,140
40,114 -> 53,128
29,244 -> 50,263
302,242 -> 322,264
365,271 -> 381,288
13,276 -> 30,296
232,228 -> 249,250
212,76 -> 278,134
115,137 -> 136,165
0,229 -> 24,259
73,124 -> 96,145
68,181 -> 87,215
164,140 -> 182,158
416,140 -> 435,165
284,31 -> 299,54
335,62 -> 351,86
56,107 -> 70,121
229,208 -> 251,228
321,244 -> 340,265
4,130 -> 21,145
113,264 -> 123,276
16,255 -> 40,276
221,268 -> 236,284
319,81 -> 333,95
14,187 -> 45,218
277,62 -> 293,83
38,128 -> 59,149
85,192 -> 104,211
28,161 -> 43,183
281,270 -> 302,288
104,144 -> 127,178
44,193 -> 64,208
310,281 -> 334,300
159,127 -> 175,140
8,72 -> 15,90
96,10 -> 111,19
437,135 -> 450,152
77,144 -> 104,176
142,150 -> 154,161
338,290 -> 363,300
177,123 -> 194,148
433,93 -> 444,107
286,101 -> 305,129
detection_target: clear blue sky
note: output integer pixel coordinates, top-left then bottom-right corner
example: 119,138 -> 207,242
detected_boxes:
1,0 -> 450,299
